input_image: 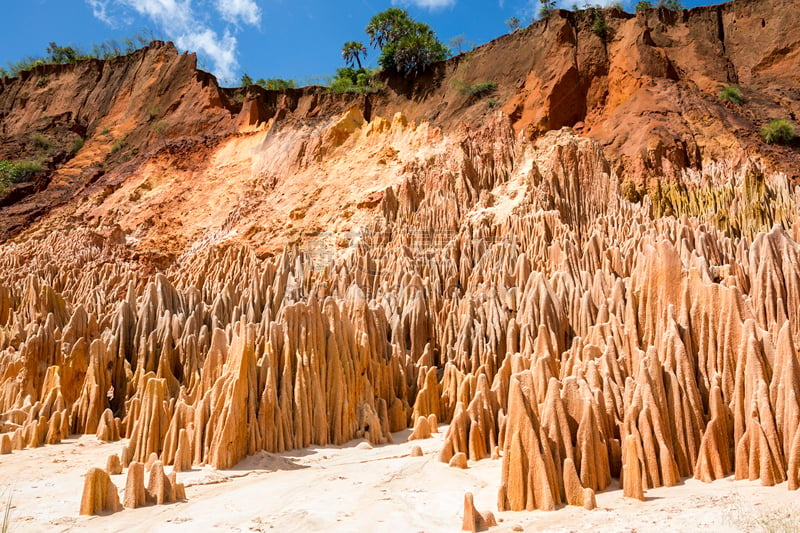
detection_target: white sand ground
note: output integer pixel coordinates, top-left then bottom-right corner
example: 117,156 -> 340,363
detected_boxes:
1,426 -> 799,532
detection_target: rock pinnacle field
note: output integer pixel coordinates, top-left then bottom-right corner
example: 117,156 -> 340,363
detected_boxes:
1,0 -> 800,531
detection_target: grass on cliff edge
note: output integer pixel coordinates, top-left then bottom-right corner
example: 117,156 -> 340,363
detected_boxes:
0,31 -> 156,79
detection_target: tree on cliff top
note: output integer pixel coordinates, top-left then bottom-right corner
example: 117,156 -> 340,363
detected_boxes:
365,8 -> 448,77
342,41 -> 367,70
539,0 -> 556,18
657,0 -> 683,10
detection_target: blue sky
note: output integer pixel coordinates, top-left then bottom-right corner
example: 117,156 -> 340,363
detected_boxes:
2,0 -> 716,86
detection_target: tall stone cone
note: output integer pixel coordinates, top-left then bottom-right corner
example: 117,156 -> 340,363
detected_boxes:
468,419 -> 488,461
80,468 -> 122,515
428,414 -> 439,433
462,491 -> 497,532
96,408 -> 120,442
409,414 -> 432,440
575,400 -> 611,491
161,401 -> 194,465
439,402 -> 468,464
735,383 -> 787,486
147,461 -> 176,505
563,457 -> 585,507
466,377 -> 496,462
788,424 -> 800,490
128,376 -> 169,463
412,366 -> 441,422
0,434 -> 11,454
358,403 -> 389,445
45,410 -> 65,444
771,323 -> 800,456
173,428 -> 193,472
74,339 -> 114,435
695,385 -> 733,482
498,371 -> 560,511
622,435 -> 645,501
123,461 -> 147,509
106,454 -> 122,475
206,322 -> 258,469
12,429 -> 23,451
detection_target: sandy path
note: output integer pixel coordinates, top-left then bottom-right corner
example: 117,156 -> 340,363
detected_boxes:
1,427 -> 798,532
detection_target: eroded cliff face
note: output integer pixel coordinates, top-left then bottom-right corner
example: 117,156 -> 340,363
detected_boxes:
1,0 -> 800,522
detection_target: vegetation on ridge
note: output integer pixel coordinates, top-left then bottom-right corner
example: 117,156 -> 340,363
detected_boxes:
327,8 -> 448,92
365,8 -> 449,76
539,0 -> 557,18
0,31 -> 156,79
635,0 -> 684,12
505,16 -> 521,32
591,10 -> 611,39
240,73 -> 296,90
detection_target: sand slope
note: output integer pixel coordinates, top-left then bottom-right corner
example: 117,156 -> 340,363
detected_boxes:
2,427 -> 799,532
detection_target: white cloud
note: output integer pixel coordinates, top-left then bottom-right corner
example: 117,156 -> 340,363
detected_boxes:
86,0 -> 114,25
176,29 -> 239,81
117,0 -> 194,29
392,0 -> 456,10
216,0 -> 262,26
558,0 -> 619,6
84,0 -> 261,83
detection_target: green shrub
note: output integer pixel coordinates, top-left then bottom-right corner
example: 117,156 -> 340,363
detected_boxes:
99,126 -> 110,136
760,119 -> 797,145
366,8 -> 449,76
461,80 -> 497,99
152,120 -> 168,136
487,97 -> 499,109
31,133 -> 53,151
538,0 -> 556,18
255,78 -> 295,90
37,74 -> 49,87
240,73 -> 253,87
621,177 -> 643,203
147,104 -> 161,121
592,12 -> 610,40
657,0 -> 683,10
329,67 -> 383,94
69,137 -> 84,154
109,138 -> 126,154
505,16 -> 521,32
636,0 -> 652,13
719,84 -> 743,104
0,159 -> 42,192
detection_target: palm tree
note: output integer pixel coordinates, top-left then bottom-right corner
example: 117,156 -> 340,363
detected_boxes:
342,41 -> 367,70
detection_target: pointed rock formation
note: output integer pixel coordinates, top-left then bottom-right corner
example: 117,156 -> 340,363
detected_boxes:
462,492 -> 497,532
80,468 -> 122,515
